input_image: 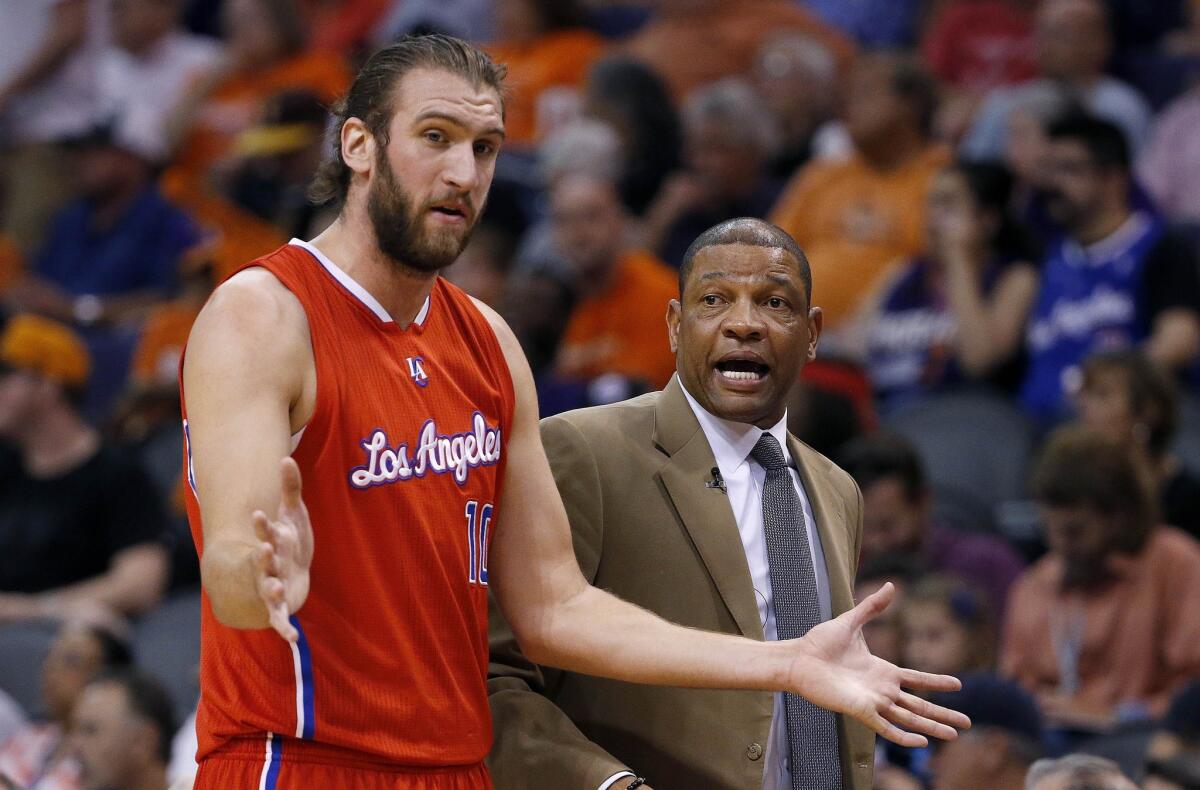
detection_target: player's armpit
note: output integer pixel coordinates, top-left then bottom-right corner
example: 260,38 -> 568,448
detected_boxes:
183,269 -> 313,631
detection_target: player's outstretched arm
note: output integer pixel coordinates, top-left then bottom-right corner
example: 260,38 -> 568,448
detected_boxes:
477,302 -> 969,748
183,270 -> 315,641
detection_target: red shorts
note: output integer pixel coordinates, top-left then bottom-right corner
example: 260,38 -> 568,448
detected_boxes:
194,735 -> 492,790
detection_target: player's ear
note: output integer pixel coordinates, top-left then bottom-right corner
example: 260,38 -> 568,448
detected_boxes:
341,117 -> 375,178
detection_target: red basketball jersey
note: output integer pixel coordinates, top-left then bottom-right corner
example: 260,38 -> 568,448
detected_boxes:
180,240 -> 515,769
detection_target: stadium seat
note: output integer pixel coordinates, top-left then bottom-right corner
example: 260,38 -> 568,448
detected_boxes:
884,390 -> 1035,533
0,620 -> 58,718
133,589 -> 202,722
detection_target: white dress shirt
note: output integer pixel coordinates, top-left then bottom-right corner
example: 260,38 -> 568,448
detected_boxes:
682,381 -> 833,790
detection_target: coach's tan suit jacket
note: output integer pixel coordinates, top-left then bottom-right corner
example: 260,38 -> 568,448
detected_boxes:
487,377 -> 874,789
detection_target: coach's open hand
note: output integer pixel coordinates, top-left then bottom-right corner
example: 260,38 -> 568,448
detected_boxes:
789,582 -> 970,747
251,458 -> 314,642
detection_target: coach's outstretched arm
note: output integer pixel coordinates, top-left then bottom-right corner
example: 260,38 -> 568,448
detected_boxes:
182,270 -> 315,642
479,301 -> 970,748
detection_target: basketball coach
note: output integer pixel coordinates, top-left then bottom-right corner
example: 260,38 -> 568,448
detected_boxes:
487,218 -> 876,789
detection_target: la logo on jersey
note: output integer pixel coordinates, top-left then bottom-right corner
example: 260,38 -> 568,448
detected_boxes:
407,356 -> 429,388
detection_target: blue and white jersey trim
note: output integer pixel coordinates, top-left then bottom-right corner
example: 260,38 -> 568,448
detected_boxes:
288,616 -> 315,740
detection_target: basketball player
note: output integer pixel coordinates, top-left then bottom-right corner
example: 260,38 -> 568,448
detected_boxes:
180,36 -> 968,789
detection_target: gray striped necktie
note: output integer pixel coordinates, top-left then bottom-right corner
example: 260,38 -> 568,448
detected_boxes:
751,433 -> 842,790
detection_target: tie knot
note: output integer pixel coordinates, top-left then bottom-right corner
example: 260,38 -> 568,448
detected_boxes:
750,433 -> 788,472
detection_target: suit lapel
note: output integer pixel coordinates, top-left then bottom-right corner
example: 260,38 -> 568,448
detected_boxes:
790,437 -> 854,617
653,378 -> 765,640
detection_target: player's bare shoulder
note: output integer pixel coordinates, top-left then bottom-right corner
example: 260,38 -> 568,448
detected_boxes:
468,295 -> 529,379
184,267 -> 314,412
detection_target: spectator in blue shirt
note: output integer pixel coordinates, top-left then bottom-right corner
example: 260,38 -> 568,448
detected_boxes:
4,113 -> 201,330
1020,114 -> 1200,423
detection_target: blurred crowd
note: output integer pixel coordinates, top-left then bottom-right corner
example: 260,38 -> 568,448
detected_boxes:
0,0 -> 1198,788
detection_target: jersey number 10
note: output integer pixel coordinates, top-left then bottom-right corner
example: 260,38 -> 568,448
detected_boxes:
465,500 -> 493,586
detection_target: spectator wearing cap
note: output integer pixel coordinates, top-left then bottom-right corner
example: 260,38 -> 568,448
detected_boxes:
70,670 -> 175,790
3,115 -> 202,331
960,0 -> 1151,161
0,621 -> 132,790
224,90 -> 332,240
922,674 -> 1043,790
770,53 -> 950,336
1003,426 -> 1200,732
1019,115 -> 1200,424
837,433 -> 1024,622
1025,754 -> 1138,790
0,315 -> 168,624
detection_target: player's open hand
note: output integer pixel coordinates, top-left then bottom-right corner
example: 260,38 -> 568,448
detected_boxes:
787,582 -> 970,747
251,458 -> 314,642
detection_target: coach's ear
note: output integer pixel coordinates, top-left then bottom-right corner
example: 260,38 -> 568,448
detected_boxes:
340,116 -> 376,178
667,298 -> 682,355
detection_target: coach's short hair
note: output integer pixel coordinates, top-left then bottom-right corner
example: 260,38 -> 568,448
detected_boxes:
678,218 -> 811,300
308,34 -> 507,207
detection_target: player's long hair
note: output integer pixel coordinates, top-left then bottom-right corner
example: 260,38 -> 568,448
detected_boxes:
307,35 -> 508,208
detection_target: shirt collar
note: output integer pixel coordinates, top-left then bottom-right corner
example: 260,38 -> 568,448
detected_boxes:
1065,210 -> 1152,265
678,375 -> 791,475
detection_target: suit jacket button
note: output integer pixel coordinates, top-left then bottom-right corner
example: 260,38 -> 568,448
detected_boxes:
746,743 -> 764,761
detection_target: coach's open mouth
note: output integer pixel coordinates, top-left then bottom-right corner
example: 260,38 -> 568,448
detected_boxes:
714,353 -> 770,382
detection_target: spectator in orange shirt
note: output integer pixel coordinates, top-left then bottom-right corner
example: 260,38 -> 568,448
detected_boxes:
1002,427 -> 1200,732
165,0 -> 350,177
552,173 -> 678,388
484,0 -> 607,147
771,53 -> 949,336
620,0 -> 854,103
160,0 -> 344,284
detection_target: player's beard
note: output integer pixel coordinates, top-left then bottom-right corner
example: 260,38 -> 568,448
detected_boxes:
367,151 -> 478,274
